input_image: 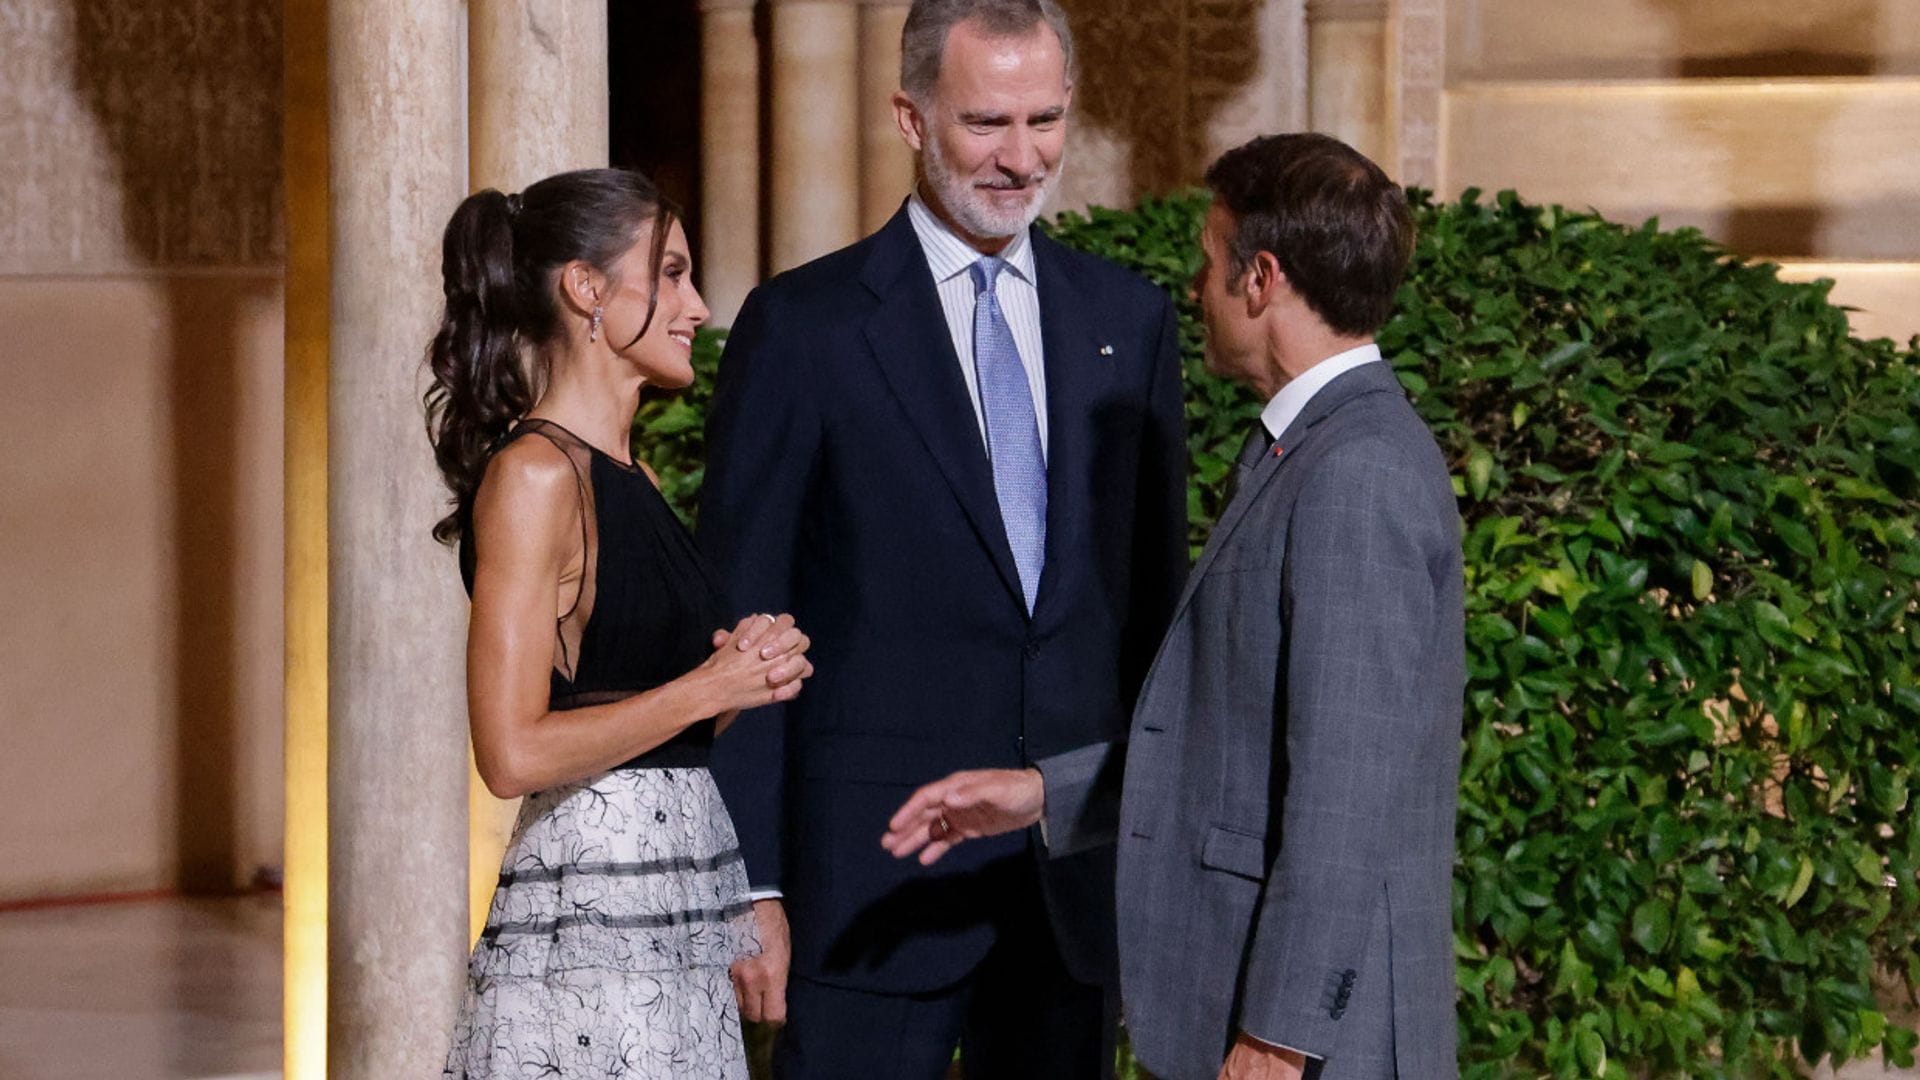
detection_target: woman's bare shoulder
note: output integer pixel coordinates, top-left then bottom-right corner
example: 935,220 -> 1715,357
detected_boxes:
473,433 -> 579,529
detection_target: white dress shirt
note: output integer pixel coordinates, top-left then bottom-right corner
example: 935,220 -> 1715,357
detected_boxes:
1259,342 -> 1384,445
906,193 -> 1050,458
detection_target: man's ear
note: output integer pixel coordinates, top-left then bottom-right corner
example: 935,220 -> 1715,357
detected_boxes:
558,260 -> 605,318
1243,251 -> 1285,318
893,91 -> 926,152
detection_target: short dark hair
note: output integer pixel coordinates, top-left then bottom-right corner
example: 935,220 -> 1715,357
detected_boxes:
1204,133 -> 1414,337
900,0 -> 1077,103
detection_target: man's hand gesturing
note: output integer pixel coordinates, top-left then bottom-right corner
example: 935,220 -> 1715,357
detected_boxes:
880,768 -> 1045,865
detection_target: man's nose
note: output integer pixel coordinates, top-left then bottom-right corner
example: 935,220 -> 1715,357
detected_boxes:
996,126 -> 1039,178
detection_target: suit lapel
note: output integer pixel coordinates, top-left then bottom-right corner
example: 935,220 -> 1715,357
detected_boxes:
1171,363 -> 1407,620
859,209 -> 1026,609
1030,233 -> 1098,624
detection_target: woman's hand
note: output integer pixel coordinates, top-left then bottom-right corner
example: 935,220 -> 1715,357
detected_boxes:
698,613 -> 813,713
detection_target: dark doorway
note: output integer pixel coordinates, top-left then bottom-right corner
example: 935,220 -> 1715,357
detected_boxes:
610,0 -> 706,230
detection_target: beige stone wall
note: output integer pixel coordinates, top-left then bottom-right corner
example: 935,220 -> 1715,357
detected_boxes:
0,0 -> 285,900
1051,0 -> 1307,214
1439,0 -> 1920,343
1449,0 -> 1920,82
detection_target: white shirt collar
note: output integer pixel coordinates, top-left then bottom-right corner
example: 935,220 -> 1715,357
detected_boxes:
1259,343 -> 1384,443
907,193 -> 1036,287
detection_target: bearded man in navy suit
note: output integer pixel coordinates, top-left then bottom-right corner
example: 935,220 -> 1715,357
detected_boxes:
698,1 -> 1188,1075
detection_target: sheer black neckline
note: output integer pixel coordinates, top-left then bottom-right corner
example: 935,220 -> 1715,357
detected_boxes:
517,416 -> 644,475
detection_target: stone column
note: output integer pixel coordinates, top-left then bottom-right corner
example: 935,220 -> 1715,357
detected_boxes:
326,1 -> 471,1075
1386,0 -> 1445,189
700,0 -> 762,327
465,0 -> 609,944
859,0 -> 914,234
470,0 -> 609,190
769,0 -> 862,272
1307,0 -> 1390,165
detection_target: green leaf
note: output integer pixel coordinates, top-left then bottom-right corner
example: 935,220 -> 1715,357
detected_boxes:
1854,847 -> 1885,887
1554,938 -> 1598,999
1770,514 -> 1819,559
1630,898 -> 1673,953
1690,559 -> 1712,600
1752,601 -> 1798,649
1576,1026 -> 1608,1077
1784,855 -> 1815,909
1467,446 -> 1495,501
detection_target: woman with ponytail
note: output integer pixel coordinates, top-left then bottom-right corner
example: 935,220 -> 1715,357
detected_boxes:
426,169 -> 810,1079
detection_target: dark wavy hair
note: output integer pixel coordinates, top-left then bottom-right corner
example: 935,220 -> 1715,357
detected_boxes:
423,168 -> 676,544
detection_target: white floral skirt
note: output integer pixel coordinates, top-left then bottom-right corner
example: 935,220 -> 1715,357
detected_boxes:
444,766 -> 760,1079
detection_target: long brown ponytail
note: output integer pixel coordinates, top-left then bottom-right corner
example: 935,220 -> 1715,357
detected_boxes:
423,168 -> 675,543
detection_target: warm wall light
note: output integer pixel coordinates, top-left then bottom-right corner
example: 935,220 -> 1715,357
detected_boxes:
469,756 -> 515,943
283,0 -> 328,1075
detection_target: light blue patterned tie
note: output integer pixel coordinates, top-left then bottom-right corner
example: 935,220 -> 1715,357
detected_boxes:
970,256 -> 1047,613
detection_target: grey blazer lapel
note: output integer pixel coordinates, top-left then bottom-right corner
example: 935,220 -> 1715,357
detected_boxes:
1171,363 -> 1408,619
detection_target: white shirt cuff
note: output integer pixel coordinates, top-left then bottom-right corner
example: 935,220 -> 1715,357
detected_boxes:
1242,1031 -> 1323,1061
747,887 -> 783,901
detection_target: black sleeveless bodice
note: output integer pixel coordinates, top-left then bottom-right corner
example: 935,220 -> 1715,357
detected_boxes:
461,419 -> 727,768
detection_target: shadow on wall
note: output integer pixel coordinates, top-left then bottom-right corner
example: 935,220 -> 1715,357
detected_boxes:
65,0 -> 284,895
1650,0 -> 1883,257
1056,0 -> 1265,198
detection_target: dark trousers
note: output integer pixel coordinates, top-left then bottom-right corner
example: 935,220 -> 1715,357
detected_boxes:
773,867 -> 1116,1080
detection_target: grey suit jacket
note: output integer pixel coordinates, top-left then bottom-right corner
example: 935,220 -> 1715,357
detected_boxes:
1041,362 -> 1464,1079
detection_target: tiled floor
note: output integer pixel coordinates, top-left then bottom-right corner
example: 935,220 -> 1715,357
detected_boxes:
0,895 -> 280,1080
0,892 -> 1910,1079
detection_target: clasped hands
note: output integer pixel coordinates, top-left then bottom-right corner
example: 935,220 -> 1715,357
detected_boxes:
701,612 -> 813,716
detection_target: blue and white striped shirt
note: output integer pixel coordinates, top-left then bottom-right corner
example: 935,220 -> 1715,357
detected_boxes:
906,194 -> 1050,459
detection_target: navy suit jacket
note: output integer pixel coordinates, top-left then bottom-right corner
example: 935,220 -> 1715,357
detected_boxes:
699,205 -> 1187,993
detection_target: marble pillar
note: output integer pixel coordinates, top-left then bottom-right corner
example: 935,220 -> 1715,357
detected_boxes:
1386,0 -> 1445,189
770,0 -> 862,272
464,0 -> 609,943
1307,0 -> 1389,165
700,0 -> 763,328
470,0 -> 609,191
859,0 -> 914,234
325,1 -> 471,1075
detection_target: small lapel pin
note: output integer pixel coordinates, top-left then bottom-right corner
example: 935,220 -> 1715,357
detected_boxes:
1098,344 -> 1115,356
1273,445 -> 1286,457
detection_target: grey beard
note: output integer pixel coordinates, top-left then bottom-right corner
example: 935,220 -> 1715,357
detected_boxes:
923,142 -> 1066,240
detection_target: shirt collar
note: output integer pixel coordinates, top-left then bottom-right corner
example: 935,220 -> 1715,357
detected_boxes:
1259,343 -> 1384,443
907,192 -> 1036,287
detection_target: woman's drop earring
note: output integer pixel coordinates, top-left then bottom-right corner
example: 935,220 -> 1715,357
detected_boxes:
589,306 -> 604,343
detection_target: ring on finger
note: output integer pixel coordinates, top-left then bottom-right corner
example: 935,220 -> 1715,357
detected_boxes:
936,815 -> 952,838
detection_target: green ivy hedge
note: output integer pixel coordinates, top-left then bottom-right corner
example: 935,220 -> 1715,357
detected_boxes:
640,189 -> 1920,1078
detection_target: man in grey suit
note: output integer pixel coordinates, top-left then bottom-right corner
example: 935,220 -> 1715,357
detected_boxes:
885,132 -> 1464,1079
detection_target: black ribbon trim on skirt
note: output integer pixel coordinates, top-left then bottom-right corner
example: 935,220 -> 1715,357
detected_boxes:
496,849 -> 745,887
479,898 -> 756,940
